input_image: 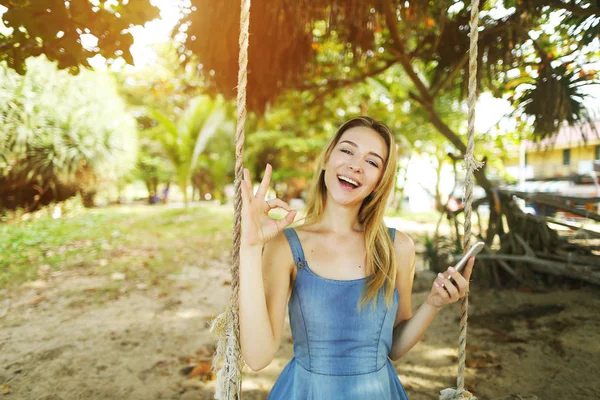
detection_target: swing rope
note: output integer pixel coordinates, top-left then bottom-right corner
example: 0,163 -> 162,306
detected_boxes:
440,0 -> 484,398
211,0 -> 483,399
209,0 -> 250,398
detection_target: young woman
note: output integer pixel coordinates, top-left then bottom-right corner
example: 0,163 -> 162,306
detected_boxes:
239,117 -> 475,399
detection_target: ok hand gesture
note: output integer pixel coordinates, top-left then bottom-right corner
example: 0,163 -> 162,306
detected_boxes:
241,164 -> 297,247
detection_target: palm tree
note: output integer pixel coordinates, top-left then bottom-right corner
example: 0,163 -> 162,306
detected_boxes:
148,95 -> 232,207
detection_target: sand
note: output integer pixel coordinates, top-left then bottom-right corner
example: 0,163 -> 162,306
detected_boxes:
2,254 -> 599,400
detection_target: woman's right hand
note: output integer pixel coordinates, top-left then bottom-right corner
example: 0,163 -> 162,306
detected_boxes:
241,164 -> 297,247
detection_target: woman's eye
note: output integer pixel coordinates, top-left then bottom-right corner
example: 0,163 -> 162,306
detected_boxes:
341,149 -> 352,155
367,160 -> 379,168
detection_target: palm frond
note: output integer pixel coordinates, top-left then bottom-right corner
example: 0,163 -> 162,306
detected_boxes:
189,99 -> 228,174
517,64 -> 598,141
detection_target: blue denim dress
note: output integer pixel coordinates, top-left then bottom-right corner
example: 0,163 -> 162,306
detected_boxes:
267,227 -> 410,399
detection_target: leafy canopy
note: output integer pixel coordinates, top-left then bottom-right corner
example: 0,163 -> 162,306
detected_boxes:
0,0 -> 159,74
178,0 -> 599,140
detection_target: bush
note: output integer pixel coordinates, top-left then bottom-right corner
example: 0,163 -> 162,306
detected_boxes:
0,56 -> 138,211
418,233 -> 459,273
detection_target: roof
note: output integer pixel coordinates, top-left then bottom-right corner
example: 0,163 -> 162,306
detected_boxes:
523,121 -> 600,151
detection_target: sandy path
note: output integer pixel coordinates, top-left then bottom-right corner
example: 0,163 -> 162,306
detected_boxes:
2,252 -> 599,400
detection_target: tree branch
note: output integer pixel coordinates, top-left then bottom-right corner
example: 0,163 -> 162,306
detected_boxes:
431,50 -> 470,98
431,0 -> 448,56
396,23 -> 498,230
545,0 -> 600,17
381,0 -> 433,103
410,92 -> 493,192
515,24 -> 552,66
300,58 -> 398,92
0,40 -> 40,53
501,190 -> 600,222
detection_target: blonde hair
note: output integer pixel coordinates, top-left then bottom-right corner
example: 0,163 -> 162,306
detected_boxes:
303,116 -> 398,311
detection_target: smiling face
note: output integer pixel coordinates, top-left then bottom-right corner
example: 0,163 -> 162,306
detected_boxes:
323,126 -> 389,206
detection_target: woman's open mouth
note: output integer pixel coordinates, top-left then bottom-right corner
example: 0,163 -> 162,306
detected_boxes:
337,175 -> 361,191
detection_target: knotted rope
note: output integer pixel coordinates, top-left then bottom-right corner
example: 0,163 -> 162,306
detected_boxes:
440,0 -> 484,399
210,0 -> 251,398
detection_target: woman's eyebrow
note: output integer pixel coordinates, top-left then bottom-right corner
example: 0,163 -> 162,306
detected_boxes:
339,140 -> 385,163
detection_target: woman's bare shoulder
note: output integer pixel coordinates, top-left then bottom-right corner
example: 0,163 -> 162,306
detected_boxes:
263,229 -> 292,254
262,229 -> 295,275
391,229 -> 414,249
390,228 -> 416,271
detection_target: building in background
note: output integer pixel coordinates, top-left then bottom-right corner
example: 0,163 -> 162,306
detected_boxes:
504,121 -> 600,197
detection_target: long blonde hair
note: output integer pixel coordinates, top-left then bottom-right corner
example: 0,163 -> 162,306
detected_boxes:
303,116 -> 398,311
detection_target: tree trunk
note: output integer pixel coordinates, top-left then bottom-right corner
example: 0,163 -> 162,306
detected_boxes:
476,253 -> 600,285
80,189 -> 96,208
501,190 -> 600,222
418,100 -> 493,192
392,154 -> 411,212
434,154 -> 443,212
180,182 -> 189,208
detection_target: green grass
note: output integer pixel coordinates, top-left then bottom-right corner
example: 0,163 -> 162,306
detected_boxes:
0,204 -> 233,290
0,203 -> 448,293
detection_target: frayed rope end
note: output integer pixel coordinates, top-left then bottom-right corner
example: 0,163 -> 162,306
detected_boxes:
440,387 -> 478,400
462,154 -> 484,172
209,306 -> 244,400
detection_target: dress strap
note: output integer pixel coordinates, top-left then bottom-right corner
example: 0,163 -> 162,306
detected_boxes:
283,228 -> 307,269
388,226 -> 396,242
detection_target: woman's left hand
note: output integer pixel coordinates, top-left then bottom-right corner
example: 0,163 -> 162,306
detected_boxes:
425,256 -> 475,309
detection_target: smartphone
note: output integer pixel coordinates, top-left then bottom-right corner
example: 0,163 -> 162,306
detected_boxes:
452,241 -> 484,274
440,242 -> 484,287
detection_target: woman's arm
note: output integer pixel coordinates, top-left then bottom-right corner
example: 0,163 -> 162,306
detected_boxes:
388,231 -> 474,361
239,233 -> 293,371
389,295 -> 441,360
238,164 -> 296,371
